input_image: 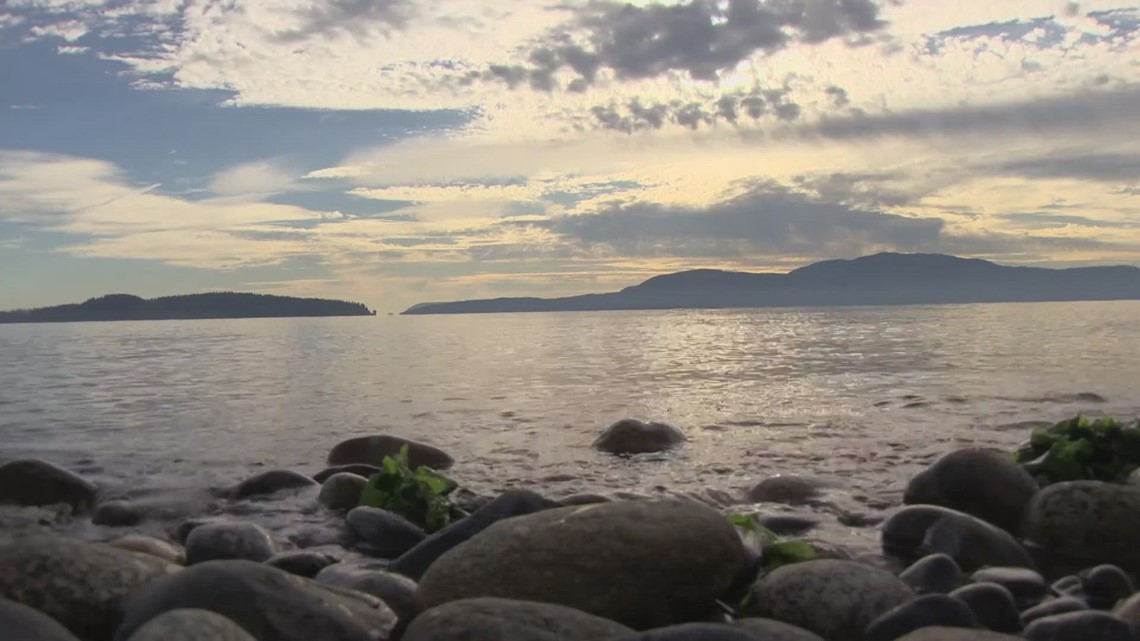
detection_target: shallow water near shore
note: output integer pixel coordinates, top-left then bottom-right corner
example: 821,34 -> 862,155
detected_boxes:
2,301 -> 1139,554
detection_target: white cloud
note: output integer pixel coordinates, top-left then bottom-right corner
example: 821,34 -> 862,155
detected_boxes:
208,160 -> 299,197
30,19 -> 89,42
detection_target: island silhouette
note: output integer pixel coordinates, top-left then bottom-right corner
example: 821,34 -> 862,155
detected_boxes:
404,252 -> 1140,315
0,292 -> 374,324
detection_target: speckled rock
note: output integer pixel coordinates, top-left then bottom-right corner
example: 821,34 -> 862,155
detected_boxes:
346,507 -> 426,558
314,464 -> 381,484
319,473 -> 368,510
748,476 -> 830,505
1081,565 -> 1135,610
969,567 -> 1047,609
743,559 -> 914,641
732,618 -> 826,641
899,554 -> 963,595
402,597 -> 632,641
327,435 -> 454,470
184,522 -> 276,565
265,551 -> 337,578
592,419 -> 686,455
0,598 -> 81,641
1022,597 -> 1089,627
1025,482 -> 1140,570
904,448 -> 1039,534
864,594 -> 979,641
230,469 -> 318,499
894,628 -> 1022,641
92,500 -> 142,526
125,609 -> 256,641
949,583 -> 1022,634
882,505 -> 1035,572
106,535 -> 185,565
0,459 -> 96,512
1023,610 -> 1133,641
316,564 -> 418,624
0,536 -> 180,641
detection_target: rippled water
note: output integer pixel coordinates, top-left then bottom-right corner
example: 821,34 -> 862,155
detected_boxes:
2,302 -> 1139,551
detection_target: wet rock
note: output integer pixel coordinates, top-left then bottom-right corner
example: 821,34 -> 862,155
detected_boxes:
265,551 -> 337,578
732,618 -> 826,641
346,507 -> 426,558
402,597 -> 632,641
969,567 -> 1048,609
747,476 -> 828,505
1081,565 -> 1135,610
0,459 -> 97,512
592,419 -> 686,455
613,623 -> 758,640
389,490 -> 560,580
743,559 -> 914,641
904,448 -> 1038,534
1022,610 -> 1132,641
92,500 -> 142,527
417,499 -> 748,630
316,564 -> 418,624
1025,481 -> 1140,571
950,582 -> 1022,634
230,469 -> 318,500
899,554 -> 963,595
758,514 -> 820,536
1052,576 -> 1084,596
319,473 -> 368,510
125,609 -> 256,641
0,598 -> 81,641
894,629 -> 1022,641
561,493 -> 611,506
0,536 -> 179,641
184,522 -> 276,565
314,464 -> 381,484
864,594 -> 979,641
327,435 -> 454,470
1022,597 -> 1089,626
106,535 -> 185,565
881,505 -> 1035,572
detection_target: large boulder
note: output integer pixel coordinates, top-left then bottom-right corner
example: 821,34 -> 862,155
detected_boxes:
230,470 -> 318,500
184,522 -> 276,565
904,448 -> 1039,534
0,536 -> 179,641
1024,481 -> 1140,571
327,435 -> 453,470
592,419 -> 686,455
402,597 -> 632,641
0,598 -> 81,641
319,473 -> 368,510
124,609 -> 256,641
416,499 -> 749,629
114,560 -> 397,641
317,564 -> 418,624
743,559 -> 913,641
882,505 -> 1035,572
0,459 -> 97,512
347,507 -> 426,558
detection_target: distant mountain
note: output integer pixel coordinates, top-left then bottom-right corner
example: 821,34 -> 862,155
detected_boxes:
0,292 -> 375,324
403,253 -> 1140,315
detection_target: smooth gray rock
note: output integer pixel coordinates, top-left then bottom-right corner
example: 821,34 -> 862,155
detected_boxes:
560,493 -> 611,506
899,554 -> 963,595
314,464 -> 381,484
1025,481 -> 1140,571
316,564 -> 418,624
346,507 -> 426,558
0,598 -> 81,641
744,559 -> 914,641
265,550 -> 337,578
950,583 -> 1022,634
864,594 -> 979,641
732,618 -> 826,641
0,536 -> 179,641
747,476 -> 827,505
417,499 -> 748,630
592,419 -> 686,455
1112,592 -> 1140,631
319,473 -> 368,510
184,522 -> 276,565
106,535 -> 185,565
882,505 -> 1036,572
1022,597 -> 1089,626
327,435 -> 454,470
969,567 -> 1048,609
613,623 -> 759,640
904,448 -> 1039,534
1023,610 -> 1133,641
125,609 -> 256,641
402,597 -> 632,641
114,560 -> 397,641
0,459 -> 96,512
894,629 -> 1022,640
1081,565 -> 1135,610
1052,576 -> 1084,596
92,500 -> 142,526
230,469 -> 318,499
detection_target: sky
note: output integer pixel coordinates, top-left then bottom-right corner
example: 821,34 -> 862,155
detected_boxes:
0,0 -> 1138,313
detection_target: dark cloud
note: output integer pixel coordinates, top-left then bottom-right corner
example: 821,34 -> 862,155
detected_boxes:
793,172 -> 917,207
272,0 -> 413,42
997,152 -> 1140,182
590,86 -> 802,132
825,85 -> 849,108
998,212 -> 1138,229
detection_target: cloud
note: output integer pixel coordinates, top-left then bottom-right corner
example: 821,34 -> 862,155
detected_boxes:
209,161 -> 299,197
271,0 -> 415,42
997,152 -> 1140,182
588,85 -> 805,132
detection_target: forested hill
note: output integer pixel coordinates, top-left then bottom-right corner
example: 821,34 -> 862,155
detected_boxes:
0,292 -> 375,324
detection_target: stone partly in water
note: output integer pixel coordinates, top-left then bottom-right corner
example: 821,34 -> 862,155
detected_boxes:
106,535 -> 186,565
969,567 -> 1048,609
92,500 -> 142,527
894,628 -> 1023,641
0,536 -> 179,641
346,506 -> 427,558
1022,610 -> 1133,641
327,435 -> 454,470
265,551 -> 338,578
0,597 -> 82,641
949,583 -> 1022,634
1021,597 -> 1089,627
863,594 -> 979,641
899,554 -> 963,595
314,464 -> 382,484
229,469 -> 319,500
744,559 -> 914,641
115,560 -> 397,641
0,459 -> 97,512
402,597 -> 633,641
882,505 -> 1036,572
1082,565 -> 1136,610
124,609 -> 257,641
184,522 -> 276,565
319,473 -> 369,510
417,499 -> 748,630
1024,481 -> 1140,572
316,564 -> 418,625
592,419 -> 686,455
904,448 -> 1039,534
747,476 -> 828,506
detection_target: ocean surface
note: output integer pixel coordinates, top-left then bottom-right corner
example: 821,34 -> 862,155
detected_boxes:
2,301 -> 1139,553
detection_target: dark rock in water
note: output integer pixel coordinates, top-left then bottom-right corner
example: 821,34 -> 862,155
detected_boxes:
346,507 -> 426,558
731,618 -> 825,641
561,493 -> 611,506
0,598 -> 82,641
899,554 -> 963,595
316,564 -> 418,625
1024,481 -> 1140,572
1080,565 -> 1135,610
882,505 -> 1036,572
106,535 -> 185,565
1052,576 -> 1084,596
1022,610 -> 1132,641
416,499 -> 748,630
864,594 -> 980,641
327,435 -> 454,470
389,490 -> 560,580
124,609 -> 256,641
950,582 -> 1023,634
1022,597 -> 1089,626
266,551 -> 338,578
185,522 -> 276,565
758,514 -> 820,536
230,469 -> 319,499
0,536 -> 179,641
904,448 -> 1039,534
314,464 -> 381,484
970,567 -> 1048,609
743,559 -> 913,641
0,459 -> 97,512
92,500 -> 142,526
592,418 -> 686,455
115,560 -> 397,641
747,476 -> 828,505
612,623 -> 759,640
319,473 -> 368,510
894,628 -> 1023,640
402,597 -> 632,641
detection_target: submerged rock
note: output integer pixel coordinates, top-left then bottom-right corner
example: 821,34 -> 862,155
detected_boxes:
327,435 -> 454,470
0,459 -> 97,512
184,522 -> 276,565
0,598 -> 82,641
230,469 -> 318,499
402,597 -> 632,641
92,500 -> 142,527
748,476 -> 828,505
904,448 -> 1039,534
346,507 -> 426,558
592,419 -> 686,455
882,505 -> 1035,572
1024,481 -> 1140,572
125,609 -> 256,641
319,473 -> 368,510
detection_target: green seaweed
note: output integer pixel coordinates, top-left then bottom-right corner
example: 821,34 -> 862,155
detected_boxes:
359,445 -> 459,532
727,513 -> 819,571
1014,416 -> 1140,486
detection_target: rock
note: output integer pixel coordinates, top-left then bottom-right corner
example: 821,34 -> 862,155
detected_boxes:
881,505 -> 1035,572
1024,481 -> 1140,571
184,522 -> 276,565
743,559 -> 914,641
389,490 -> 560,580
1113,592 -> 1140,630
903,448 -> 1039,534
0,536 -> 179,641
230,469 -> 318,499
417,499 -> 748,630
1052,576 -> 1084,596
1081,565 -> 1135,610
969,567 -> 1048,609
265,551 -> 338,578
732,618 -> 826,641
864,594 -> 980,641
561,493 -> 611,506
899,554 -> 963,595
612,623 -> 759,640
747,476 -> 827,505
1023,610 -> 1133,641
346,507 -> 426,558
758,514 -> 820,536
0,598 -> 81,641
949,583 -> 1022,634
0,459 -> 97,512
320,473 -> 368,510
327,435 -> 454,470
402,597 -> 633,641
125,609 -> 256,641
314,464 -> 381,484
894,628 -> 1022,641
92,500 -> 142,526
317,564 -> 418,624
592,419 -> 686,455
115,560 -> 396,641
1022,597 -> 1089,626
106,535 -> 185,565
